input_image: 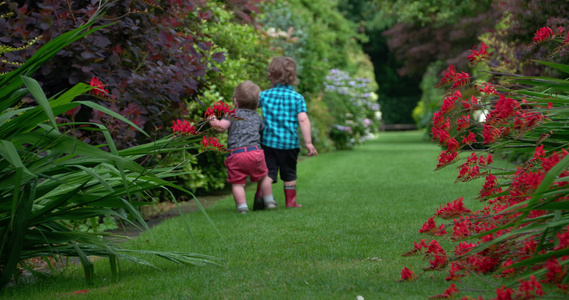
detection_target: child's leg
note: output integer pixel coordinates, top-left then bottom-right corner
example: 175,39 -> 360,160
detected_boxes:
253,181 -> 265,211
284,180 -> 301,208
260,175 -> 278,209
232,184 -> 249,213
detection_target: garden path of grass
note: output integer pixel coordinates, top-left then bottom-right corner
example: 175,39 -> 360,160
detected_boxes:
3,131 -> 500,300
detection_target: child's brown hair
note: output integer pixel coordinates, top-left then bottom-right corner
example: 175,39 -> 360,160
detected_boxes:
233,80 -> 260,110
267,56 -> 299,86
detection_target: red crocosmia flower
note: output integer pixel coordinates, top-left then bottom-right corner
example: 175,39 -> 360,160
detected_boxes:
399,266 -> 417,282
456,115 -> 470,131
454,241 -> 476,256
432,111 -> 445,128
171,119 -> 199,135
436,197 -> 471,220
461,131 -> 477,146
436,150 -> 458,170
486,153 -> 493,164
495,258 -> 516,278
476,82 -> 498,95
548,102 -> 553,109
419,216 -> 437,234
495,285 -> 514,300
436,64 -> 457,88
88,77 -> 111,98
542,256 -> 566,284
451,72 -> 470,89
73,290 -> 88,294
428,283 -> 458,299
204,101 -> 237,119
516,275 -> 545,298
467,42 -> 489,65
446,138 -> 460,152
201,136 -> 227,152
532,26 -> 553,44
435,224 -> 447,236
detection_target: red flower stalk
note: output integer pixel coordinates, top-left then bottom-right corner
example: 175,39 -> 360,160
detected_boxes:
445,262 -> 467,281
531,26 -> 554,44
399,266 -> 417,282
476,82 -> 498,95
461,131 -> 477,146
516,275 -> 545,298
428,283 -> 458,299
436,64 -> 457,88
201,136 -> 227,152
171,119 -> 199,135
495,258 -> 516,278
456,115 -> 470,131
467,42 -> 489,65
435,150 -> 459,170
451,72 -> 470,90
542,256 -> 566,284
419,216 -> 436,234
461,95 -> 479,113
479,174 -> 502,199
88,76 -> 114,100
436,197 -> 472,220
204,101 -> 236,119
494,285 -> 514,300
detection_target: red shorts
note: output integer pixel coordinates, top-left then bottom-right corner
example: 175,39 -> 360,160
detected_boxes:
225,149 -> 268,184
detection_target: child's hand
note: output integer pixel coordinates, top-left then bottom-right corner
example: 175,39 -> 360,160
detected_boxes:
305,143 -> 318,156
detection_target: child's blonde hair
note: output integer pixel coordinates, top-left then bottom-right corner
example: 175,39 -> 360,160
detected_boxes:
267,56 -> 299,86
233,80 -> 260,110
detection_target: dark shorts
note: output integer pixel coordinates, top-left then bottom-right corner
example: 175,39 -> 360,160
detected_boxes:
262,145 -> 299,183
225,149 -> 268,185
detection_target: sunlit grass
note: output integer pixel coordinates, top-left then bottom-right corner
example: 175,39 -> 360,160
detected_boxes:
2,131 -> 505,299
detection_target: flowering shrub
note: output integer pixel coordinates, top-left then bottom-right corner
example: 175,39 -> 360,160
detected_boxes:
400,27 -> 569,299
323,69 -> 380,150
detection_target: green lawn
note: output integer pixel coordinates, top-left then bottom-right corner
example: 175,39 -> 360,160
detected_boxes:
2,131 -> 503,299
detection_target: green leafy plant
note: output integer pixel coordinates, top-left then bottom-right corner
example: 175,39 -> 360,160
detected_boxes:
0,5 -> 222,289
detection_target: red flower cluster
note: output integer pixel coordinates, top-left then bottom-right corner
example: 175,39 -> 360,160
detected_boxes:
429,283 -> 458,299
532,26 -> 554,43
467,42 -> 489,65
456,153 -> 492,182
475,82 -> 498,95
171,119 -> 199,135
478,174 -> 502,199
456,115 -> 471,132
88,76 -> 114,100
204,101 -> 236,119
435,65 -> 470,90
419,216 -> 446,236
398,266 -> 417,282
435,197 -> 472,219
201,136 -> 227,152
424,240 -> 448,271
405,34 -> 569,299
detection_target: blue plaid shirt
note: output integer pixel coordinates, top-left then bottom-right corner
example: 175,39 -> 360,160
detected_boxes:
259,84 -> 307,149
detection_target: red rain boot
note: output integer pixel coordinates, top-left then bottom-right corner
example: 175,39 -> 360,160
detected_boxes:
253,184 -> 265,211
284,185 -> 302,207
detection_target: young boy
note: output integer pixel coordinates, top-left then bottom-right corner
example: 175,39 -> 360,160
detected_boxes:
254,56 -> 318,210
210,80 -> 278,213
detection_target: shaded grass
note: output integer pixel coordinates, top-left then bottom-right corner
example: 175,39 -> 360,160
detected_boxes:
2,131 -> 503,299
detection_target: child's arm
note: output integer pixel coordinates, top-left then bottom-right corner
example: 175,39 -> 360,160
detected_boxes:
298,112 -> 318,156
210,117 -> 231,133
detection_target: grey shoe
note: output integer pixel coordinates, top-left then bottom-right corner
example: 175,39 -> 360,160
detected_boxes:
237,207 -> 249,214
265,201 -> 278,210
